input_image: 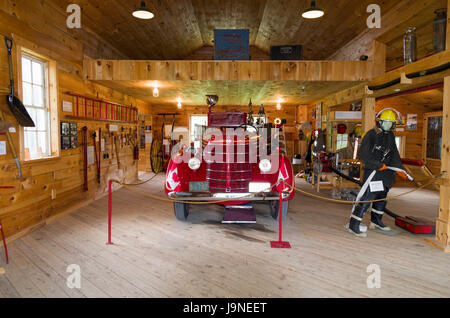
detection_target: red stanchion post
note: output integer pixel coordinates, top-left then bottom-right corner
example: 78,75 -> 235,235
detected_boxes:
270,190 -> 291,249
0,222 -> 9,264
107,179 -> 113,245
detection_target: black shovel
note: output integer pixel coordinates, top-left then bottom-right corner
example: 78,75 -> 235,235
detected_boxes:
4,37 -> 35,127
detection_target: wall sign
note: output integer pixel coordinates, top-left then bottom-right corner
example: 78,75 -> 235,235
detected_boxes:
87,146 -> 95,165
62,100 -> 73,113
214,29 -> 250,60
406,114 -> 418,130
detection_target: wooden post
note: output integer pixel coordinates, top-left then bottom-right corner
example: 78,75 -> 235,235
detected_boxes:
371,40 -> 386,77
426,76 -> 450,252
362,96 -> 376,135
447,0 -> 450,51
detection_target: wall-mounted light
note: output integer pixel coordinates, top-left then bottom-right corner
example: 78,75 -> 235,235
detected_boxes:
153,87 -> 159,97
133,1 -> 154,20
276,103 -> 282,110
177,102 -> 182,109
302,0 -> 324,19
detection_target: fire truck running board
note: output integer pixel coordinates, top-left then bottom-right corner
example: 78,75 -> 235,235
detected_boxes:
222,205 -> 256,224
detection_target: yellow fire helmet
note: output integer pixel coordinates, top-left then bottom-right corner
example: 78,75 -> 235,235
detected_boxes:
353,125 -> 362,137
376,108 -> 402,132
379,109 -> 397,122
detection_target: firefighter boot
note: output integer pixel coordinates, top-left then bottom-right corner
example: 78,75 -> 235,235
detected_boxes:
370,209 -> 391,231
348,208 -> 367,238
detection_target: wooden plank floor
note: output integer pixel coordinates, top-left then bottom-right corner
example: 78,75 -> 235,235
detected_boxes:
0,173 -> 449,298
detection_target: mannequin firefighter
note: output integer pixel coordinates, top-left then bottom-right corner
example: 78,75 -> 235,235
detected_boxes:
348,109 -> 408,237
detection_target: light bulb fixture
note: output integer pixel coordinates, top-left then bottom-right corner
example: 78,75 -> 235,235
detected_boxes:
152,87 -> 159,97
133,1 -> 154,20
302,0 -> 324,19
276,103 -> 282,110
177,102 -> 182,109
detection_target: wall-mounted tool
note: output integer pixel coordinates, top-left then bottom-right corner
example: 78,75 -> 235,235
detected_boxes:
98,128 -> 102,183
82,127 -> 88,192
0,110 -> 22,179
112,133 -> 121,169
92,131 -> 101,184
4,37 -> 35,127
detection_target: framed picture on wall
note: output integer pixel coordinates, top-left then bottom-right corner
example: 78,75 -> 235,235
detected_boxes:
70,122 -> 78,135
61,122 -> 70,136
406,114 -> 418,130
61,136 -> 71,150
70,136 -> 78,149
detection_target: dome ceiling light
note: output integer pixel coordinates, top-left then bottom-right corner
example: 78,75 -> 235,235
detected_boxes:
133,1 -> 154,20
301,0 -> 324,19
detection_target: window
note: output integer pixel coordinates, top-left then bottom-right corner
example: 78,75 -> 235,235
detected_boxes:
21,52 -> 58,161
190,115 -> 208,147
395,136 -> 405,157
426,116 -> 442,160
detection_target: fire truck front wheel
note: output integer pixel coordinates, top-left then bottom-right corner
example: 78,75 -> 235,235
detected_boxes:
270,200 -> 289,221
174,202 -> 189,221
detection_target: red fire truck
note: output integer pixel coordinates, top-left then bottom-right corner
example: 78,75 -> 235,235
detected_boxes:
164,102 -> 294,223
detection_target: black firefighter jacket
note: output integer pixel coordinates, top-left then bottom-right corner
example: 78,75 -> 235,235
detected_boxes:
359,127 -> 403,189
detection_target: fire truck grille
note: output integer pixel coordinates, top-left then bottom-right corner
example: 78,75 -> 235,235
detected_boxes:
205,144 -> 251,193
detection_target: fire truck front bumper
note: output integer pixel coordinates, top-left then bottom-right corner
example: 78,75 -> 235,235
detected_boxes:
167,191 -> 291,202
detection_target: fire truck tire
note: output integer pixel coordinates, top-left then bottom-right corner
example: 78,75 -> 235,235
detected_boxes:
174,202 -> 189,220
270,200 -> 289,221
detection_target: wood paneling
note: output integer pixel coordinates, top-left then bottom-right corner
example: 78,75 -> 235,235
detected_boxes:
184,46 -> 270,60
46,0 -> 402,61
84,59 -> 377,82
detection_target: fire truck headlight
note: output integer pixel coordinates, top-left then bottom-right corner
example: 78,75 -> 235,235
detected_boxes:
188,158 -> 201,170
259,159 -> 272,173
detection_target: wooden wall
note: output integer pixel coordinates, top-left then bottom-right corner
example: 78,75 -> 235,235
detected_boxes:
150,104 -> 299,157
0,3 -> 151,242
184,45 -> 270,60
305,96 -> 439,169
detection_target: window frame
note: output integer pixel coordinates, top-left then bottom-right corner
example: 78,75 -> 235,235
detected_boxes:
21,54 -> 52,159
423,111 -> 443,163
189,114 -> 208,144
16,45 -> 60,162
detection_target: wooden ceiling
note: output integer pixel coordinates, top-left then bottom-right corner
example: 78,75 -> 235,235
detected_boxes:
95,80 -> 360,106
397,88 -> 444,110
48,0 -> 404,60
